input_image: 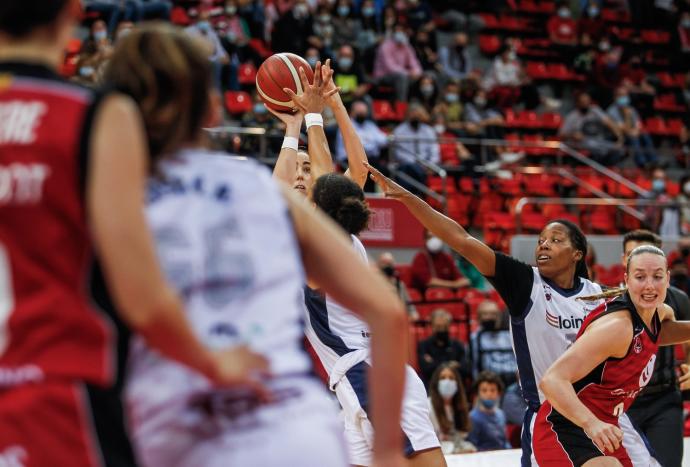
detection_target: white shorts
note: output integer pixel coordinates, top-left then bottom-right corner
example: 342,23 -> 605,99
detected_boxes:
335,362 -> 440,466
128,376 -> 348,467
522,406 -> 660,467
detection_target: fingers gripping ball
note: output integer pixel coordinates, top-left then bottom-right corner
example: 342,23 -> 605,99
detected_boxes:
256,53 -> 314,113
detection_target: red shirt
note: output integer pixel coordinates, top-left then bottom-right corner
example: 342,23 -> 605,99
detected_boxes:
410,249 -> 461,290
0,62 -> 113,387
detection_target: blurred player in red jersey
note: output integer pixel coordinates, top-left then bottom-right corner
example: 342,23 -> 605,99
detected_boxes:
0,2 -> 268,466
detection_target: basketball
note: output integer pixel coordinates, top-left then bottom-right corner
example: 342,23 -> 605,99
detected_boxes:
256,53 -> 314,113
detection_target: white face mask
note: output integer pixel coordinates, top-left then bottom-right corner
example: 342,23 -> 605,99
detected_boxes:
426,236 -> 443,253
438,379 -> 458,399
433,124 -> 445,134
684,181 -> 690,195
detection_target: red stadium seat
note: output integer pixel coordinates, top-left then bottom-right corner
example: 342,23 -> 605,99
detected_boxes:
237,62 -> 257,85
396,265 -> 414,289
526,61 -> 548,80
479,35 -> 502,55
425,287 -> 455,301
372,100 -> 398,122
407,288 -> 422,303
224,91 -> 252,115
540,112 -> 562,130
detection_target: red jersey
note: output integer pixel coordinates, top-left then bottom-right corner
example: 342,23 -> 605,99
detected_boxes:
571,293 -> 660,423
0,62 -> 113,387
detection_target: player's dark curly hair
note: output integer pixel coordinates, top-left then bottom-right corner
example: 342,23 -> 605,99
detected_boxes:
0,0 -> 73,38
312,174 -> 370,235
551,219 -> 589,280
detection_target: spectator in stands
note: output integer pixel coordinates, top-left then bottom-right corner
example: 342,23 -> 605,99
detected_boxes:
428,363 -> 476,454
502,376 -> 527,425
679,175 -> 690,234
433,113 -> 474,167
471,300 -> 517,387
417,309 -> 471,386
547,3 -> 578,48
411,230 -> 469,292
484,44 -> 539,110
75,19 -> 113,84
130,0 -> 171,22
377,252 -> 419,320
271,0 -> 318,56
332,0 -> 361,49
559,91 -> 625,165
433,81 -> 464,135
335,100 -> 387,168
391,104 -> 439,193
641,167 -> 682,237
304,47 -> 321,68
332,45 -> 370,105
409,73 -> 439,113
467,371 -> 511,451
411,29 -> 439,74
676,11 -> 690,57
591,43 -> 625,106
313,5 -> 335,53
356,0 -> 381,52
405,0 -> 434,32
373,23 -> 422,102
219,2 -> 259,69
83,0 -> 136,37
462,89 -> 506,142
438,32 -> 472,82
670,258 -> 690,294
185,9 -> 234,92
607,85 -> 659,168
381,5 -> 397,39
577,1 -> 607,43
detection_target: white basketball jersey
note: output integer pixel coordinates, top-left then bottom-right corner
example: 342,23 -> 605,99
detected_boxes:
127,150 -> 311,409
512,268 -> 603,406
304,235 -> 371,366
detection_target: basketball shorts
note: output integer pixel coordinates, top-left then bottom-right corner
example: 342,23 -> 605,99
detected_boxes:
0,380 -> 136,467
128,375 -> 348,467
335,363 -> 440,466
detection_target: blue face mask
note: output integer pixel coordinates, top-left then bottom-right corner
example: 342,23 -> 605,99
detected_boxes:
197,20 -> 211,32
79,66 -> 95,77
652,179 -> 666,193
616,95 -> 630,107
337,5 -> 350,16
307,56 -> 318,67
445,93 -> 458,104
253,103 -> 267,115
362,6 -> 375,17
94,30 -> 107,42
479,398 -> 497,410
338,57 -> 353,69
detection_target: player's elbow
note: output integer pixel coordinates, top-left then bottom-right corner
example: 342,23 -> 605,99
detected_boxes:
539,371 -> 559,399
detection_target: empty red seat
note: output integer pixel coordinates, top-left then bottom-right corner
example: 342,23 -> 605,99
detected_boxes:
372,100 -> 398,122
224,91 -> 252,115
526,61 -> 548,80
520,212 -> 548,233
641,30 -> 670,44
479,35 -> 502,55
644,117 -> 668,136
541,112 -> 562,130
396,265 -> 413,288
237,62 -> 257,85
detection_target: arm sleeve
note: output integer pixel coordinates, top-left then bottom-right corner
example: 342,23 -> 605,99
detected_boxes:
486,253 -> 535,317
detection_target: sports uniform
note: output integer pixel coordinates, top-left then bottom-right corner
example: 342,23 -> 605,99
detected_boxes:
304,236 -> 440,466
0,62 -> 136,467
533,293 -> 661,466
487,253 -> 656,467
125,150 -> 347,467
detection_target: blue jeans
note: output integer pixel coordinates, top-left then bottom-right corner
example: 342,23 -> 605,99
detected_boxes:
627,133 -> 658,168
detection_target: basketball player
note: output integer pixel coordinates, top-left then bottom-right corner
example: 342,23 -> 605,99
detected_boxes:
103,24 -> 408,467
305,173 -> 446,467
365,164 -> 658,467
0,3 -> 268,466
534,246 -> 676,466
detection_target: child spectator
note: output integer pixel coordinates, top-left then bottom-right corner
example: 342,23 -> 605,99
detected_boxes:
467,371 -> 511,451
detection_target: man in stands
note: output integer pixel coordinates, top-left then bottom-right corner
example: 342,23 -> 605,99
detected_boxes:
373,23 -> 422,102
470,300 -> 517,387
410,230 -> 469,293
391,104 -> 439,194
417,309 -> 470,387
607,85 -> 658,168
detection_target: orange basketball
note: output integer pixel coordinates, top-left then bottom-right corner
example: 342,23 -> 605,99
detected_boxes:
256,53 -> 314,113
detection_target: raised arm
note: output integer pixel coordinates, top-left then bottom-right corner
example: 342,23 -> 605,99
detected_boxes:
282,185 -> 406,467
366,163 -> 497,276
269,107 -> 304,184
88,95 -> 269,390
539,314 -> 631,454
321,59 -> 369,188
284,61 -> 339,182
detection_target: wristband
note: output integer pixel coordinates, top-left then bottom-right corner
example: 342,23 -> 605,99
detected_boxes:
305,113 -> 324,129
281,136 -> 299,151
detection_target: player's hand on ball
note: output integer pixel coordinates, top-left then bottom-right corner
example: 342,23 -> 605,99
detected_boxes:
284,61 -> 339,114
364,162 -> 409,200
583,418 -> 623,453
209,345 -> 272,400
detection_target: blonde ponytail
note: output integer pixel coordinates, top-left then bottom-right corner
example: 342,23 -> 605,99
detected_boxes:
577,287 -> 627,302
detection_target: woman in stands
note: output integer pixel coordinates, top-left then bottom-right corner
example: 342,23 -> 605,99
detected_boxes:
0,2 -> 263,465
365,164 -> 658,467
534,245 -> 677,466
305,173 -> 445,467
427,363 -> 475,454
104,24 -> 408,467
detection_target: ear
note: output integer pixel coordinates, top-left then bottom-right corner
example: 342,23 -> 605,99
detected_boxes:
574,249 -> 584,262
623,271 -> 628,285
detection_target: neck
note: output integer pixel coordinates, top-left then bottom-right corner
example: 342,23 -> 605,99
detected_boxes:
0,39 -> 63,70
636,303 -> 658,330
547,269 -> 576,289
443,398 -> 452,406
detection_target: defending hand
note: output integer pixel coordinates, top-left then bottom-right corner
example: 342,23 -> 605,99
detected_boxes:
364,162 -> 410,200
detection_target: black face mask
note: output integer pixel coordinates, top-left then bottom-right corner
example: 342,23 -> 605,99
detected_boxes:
381,265 -> 396,277
680,247 -> 690,257
578,106 -> 589,114
480,319 -> 497,331
354,114 -> 367,124
434,330 -> 449,344
410,119 -> 420,129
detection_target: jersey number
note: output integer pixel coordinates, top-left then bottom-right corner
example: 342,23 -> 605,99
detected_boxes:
0,245 -> 14,357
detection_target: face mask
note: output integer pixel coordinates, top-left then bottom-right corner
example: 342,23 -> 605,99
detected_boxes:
588,6 -> 599,17
434,124 -> 445,134
558,7 -> 571,18
318,14 -> 331,22
94,30 -> 107,42
480,319 -> 497,331
683,18 -> 690,28
338,57 -> 353,69
434,330 -> 449,344
599,42 -> 610,52
456,43 -> 465,51
684,181 -> 690,195
116,28 -> 131,41
226,30 -> 237,42
394,31 -> 408,44
479,398 -> 497,410
578,106 -> 589,114
307,56 -> 319,67
426,236 -> 443,253
362,6 -> 375,17
253,103 -> 267,114
508,51 -> 517,61
680,247 -> 690,257
474,96 -> 487,108
354,114 -> 367,124
337,5 -> 350,16
79,66 -> 94,77
438,379 -> 458,399
294,4 -> 309,18
616,95 -> 630,107
225,6 -> 237,15
197,20 -> 211,32
410,118 -> 420,130
652,179 -> 666,193
381,265 -> 396,277
420,84 -> 434,97
445,93 -> 458,104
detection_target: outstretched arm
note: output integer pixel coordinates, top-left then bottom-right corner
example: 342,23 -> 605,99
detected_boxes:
321,60 -> 369,188
366,163 -> 497,276
658,304 -> 690,345
269,107 -> 303,184
283,185 -> 407,467
539,314 -> 632,454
